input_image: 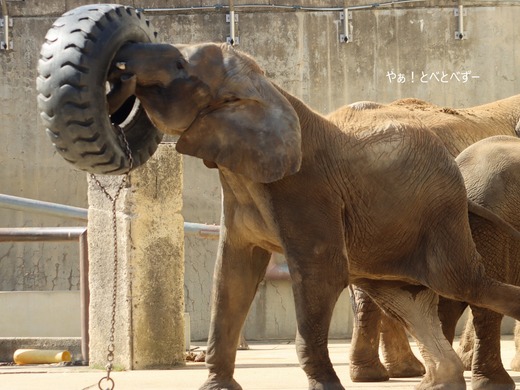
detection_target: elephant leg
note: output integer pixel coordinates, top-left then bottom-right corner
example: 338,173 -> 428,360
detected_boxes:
380,314 -> 426,378
358,279 -> 465,390
436,297 -> 470,368
348,285 -> 389,382
454,310 -> 474,370
270,195 -> 349,389
292,279 -> 346,390
470,306 -> 514,390
200,243 -> 271,390
286,250 -> 348,390
510,321 -> 520,371
438,296 -> 468,344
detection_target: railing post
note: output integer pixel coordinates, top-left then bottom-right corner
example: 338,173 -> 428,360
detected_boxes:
79,230 -> 89,363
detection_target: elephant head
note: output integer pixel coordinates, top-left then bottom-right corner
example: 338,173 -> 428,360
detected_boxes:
107,42 -> 302,183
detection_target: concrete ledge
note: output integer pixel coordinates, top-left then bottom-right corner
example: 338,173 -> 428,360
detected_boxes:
0,337 -> 82,363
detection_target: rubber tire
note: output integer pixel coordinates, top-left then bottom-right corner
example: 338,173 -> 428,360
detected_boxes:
37,4 -> 163,175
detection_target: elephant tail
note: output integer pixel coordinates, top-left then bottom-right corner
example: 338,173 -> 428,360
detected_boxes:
467,200 -> 520,240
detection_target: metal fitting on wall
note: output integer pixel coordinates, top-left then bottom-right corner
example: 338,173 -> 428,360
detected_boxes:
455,1 -> 467,40
1,0 -> 13,51
339,8 -> 353,43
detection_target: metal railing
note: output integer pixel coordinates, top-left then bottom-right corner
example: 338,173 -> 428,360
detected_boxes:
0,194 -> 90,362
0,193 -> 289,362
0,193 -> 221,363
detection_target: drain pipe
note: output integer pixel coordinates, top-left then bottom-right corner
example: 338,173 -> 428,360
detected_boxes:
1,0 -> 9,51
228,0 -> 237,45
455,0 -> 465,40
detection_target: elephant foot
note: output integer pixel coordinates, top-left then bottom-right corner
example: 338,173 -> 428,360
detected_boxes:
199,376 -> 242,390
308,378 -> 345,390
415,382 -> 466,390
350,359 -> 389,382
414,359 -> 465,390
237,333 -> 249,350
415,374 -> 465,390
385,356 -> 426,378
471,372 -> 515,390
510,352 -> 520,371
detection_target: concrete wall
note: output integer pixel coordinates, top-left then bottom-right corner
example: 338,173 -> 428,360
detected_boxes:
1,1 -> 519,342
0,291 -> 80,337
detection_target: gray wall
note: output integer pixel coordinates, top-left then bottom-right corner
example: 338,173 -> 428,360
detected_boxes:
1,1 -> 519,340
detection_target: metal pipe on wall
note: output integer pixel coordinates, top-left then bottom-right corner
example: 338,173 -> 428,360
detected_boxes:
0,194 -> 88,221
0,193 -> 221,237
0,0 -> 9,50
0,227 -> 87,242
229,0 -> 236,45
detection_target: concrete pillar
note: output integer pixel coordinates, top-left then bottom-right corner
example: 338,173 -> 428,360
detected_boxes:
87,143 -> 185,370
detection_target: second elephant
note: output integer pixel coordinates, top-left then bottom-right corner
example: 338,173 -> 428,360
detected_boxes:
352,135 -> 520,390
446,135 -> 520,390
329,96 -> 520,386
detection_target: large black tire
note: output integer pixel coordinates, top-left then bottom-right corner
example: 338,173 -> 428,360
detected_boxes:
37,4 -> 163,174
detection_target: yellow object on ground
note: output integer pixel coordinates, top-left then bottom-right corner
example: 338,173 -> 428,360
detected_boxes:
13,349 -> 71,365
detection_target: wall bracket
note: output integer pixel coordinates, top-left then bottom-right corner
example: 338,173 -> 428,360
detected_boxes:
1,0 -> 13,51
454,5 -> 467,40
339,9 -> 353,43
226,12 -> 239,45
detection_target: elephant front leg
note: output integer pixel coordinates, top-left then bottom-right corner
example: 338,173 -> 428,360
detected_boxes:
348,286 -> 389,382
200,243 -> 271,390
289,255 -> 348,389
470,306 -> 514,390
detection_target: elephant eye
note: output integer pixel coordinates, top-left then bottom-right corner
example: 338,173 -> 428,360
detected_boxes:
176,60 -> 185,70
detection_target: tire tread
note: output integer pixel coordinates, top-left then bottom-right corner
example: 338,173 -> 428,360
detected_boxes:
37,4 -> 163,174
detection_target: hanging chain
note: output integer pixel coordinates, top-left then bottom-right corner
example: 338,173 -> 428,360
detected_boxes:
93,127 -> 133,390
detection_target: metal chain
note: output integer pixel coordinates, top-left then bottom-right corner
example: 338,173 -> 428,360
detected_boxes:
93,127 -> 134,390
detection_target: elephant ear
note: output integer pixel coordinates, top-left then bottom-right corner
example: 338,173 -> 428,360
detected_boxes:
176,46 -> 302,183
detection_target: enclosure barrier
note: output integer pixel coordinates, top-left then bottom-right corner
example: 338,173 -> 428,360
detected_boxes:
0,193 -> 219,363
0,226 -> 89,362
0,191 -> 288,364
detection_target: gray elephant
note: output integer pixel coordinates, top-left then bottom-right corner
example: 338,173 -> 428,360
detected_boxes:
451,135 -> 520,389
367,135 -> 520,390
107,42 -> 520,390
326,96 -> 520,384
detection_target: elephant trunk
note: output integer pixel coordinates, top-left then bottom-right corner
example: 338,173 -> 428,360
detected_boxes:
110,42 -> 185,87
107,42 -> 187,115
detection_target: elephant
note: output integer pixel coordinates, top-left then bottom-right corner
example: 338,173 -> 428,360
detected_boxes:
326,96 -> 520,384
449,135 -> 520,389
356,134 -> 520,390
107,42 -> 520,390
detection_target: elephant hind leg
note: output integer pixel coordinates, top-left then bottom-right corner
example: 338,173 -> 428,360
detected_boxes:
455,309 -> 474,371
348,286 -> 425,381
470,306 -> 514,390
358,279 -> 465,390
348,285 -> 389,382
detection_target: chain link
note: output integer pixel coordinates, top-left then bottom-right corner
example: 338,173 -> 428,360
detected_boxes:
93,126 -> 134,390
